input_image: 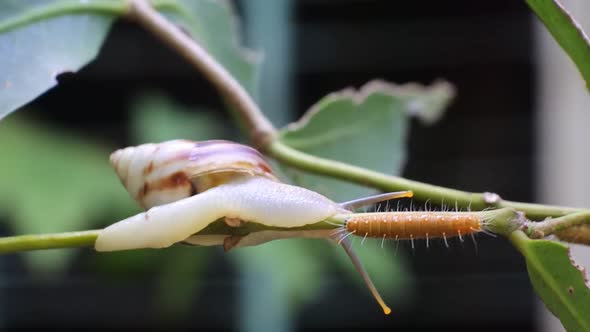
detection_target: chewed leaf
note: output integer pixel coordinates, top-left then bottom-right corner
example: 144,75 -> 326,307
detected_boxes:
278,80 -> 455,202
401,80 -> 456,125
0,1 -> 118,117
510,231 -> 590,331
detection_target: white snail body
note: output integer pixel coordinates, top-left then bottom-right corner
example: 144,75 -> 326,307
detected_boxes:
108,139 -> 278,209
95,140 -> 342,252
97,139 -> 403,315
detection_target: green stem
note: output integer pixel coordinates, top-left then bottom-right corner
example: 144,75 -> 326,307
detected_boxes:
0,0 -> 129,33
266,140 -> 583,220
524,210 -> 590,238
0,219 -> 338,254
0,207 -> 571,254
0,230 -> 100,254
127,0 -> 277,147
508,230 -> 530,256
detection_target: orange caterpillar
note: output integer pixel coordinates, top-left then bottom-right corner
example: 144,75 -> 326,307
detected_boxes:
344,211 -> 482,245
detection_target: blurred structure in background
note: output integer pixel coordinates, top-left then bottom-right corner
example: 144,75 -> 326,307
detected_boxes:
535,0 -> 590,331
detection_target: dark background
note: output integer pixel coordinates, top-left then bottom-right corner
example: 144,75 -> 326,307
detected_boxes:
0,0 -> 537,330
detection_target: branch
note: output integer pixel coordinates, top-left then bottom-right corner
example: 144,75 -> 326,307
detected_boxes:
0,230 -> 100,254
267,141 -> 584,220
525,211 -> 590,238
127,0 -> 277,147
0,208 -> 524,254
0,220 -> 337,254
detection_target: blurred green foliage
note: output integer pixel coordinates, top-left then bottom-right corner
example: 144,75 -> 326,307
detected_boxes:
0,114 -> 136,273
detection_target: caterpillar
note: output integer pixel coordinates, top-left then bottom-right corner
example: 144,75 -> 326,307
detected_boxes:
343,211 -> 483,247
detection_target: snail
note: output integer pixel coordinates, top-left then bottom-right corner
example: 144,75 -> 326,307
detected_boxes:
96,139 -> 413,314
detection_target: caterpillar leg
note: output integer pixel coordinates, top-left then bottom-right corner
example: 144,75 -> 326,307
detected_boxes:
337,236 -> 392,315
339,191 -> 413,210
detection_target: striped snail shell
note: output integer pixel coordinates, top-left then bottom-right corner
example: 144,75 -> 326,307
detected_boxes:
109,139 -> 278,209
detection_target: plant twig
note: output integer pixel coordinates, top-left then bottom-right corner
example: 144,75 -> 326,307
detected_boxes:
267,140 -> 584,220
0,220 -> 338,254
525,210 -> 590,238
127,0 -> 277,147
0,230 -> 100,254
0,208 -> 523,254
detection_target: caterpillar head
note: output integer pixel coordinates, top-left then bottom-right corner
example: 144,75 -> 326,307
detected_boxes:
109,139 -> 277,209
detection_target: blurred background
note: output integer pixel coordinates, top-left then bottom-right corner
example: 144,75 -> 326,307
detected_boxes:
0,0 -> 588,330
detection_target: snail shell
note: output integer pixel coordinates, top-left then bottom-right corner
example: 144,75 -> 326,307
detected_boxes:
110,139 -> 278,209
97,139 -> 341,251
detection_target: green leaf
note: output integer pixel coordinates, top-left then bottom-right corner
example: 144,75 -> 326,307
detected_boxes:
0,115 -> 137,273
129,91 -> 229,143
155,246 -> 212,320
510,231 -> 590,331
0,0 -> 260,120
156,0 -> 260,99
526,0 -> 590,91
0,0 -> 124,117
89,245 -> 212,321
278,80 -> 455,202
230,239 -> 326,327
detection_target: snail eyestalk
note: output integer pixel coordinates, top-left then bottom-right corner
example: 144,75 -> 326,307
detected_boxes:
340,191 -> 413,210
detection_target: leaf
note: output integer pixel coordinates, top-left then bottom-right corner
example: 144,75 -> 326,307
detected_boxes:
230,240 -> 326,330
278,80 -> 455,202
156,0 -> 260,99
526,0 -> 590,91
88,245 -> 212,321
129,91 -> 229,143
0,0 -> 122,117
0,0 -> 260,119
155,246 -> 212,320
510,231 -> 590,331
0,114 -> 137,273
